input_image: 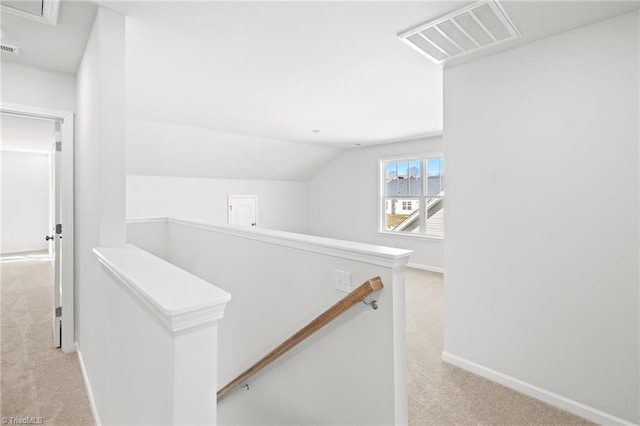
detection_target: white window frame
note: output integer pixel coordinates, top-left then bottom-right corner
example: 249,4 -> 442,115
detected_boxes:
378,153 -> 444,240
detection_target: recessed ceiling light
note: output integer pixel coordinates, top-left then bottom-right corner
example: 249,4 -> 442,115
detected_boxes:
312,129 -> 321,134
398,0 -> 520,65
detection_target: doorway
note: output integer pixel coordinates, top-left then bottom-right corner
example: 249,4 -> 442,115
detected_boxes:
228,195 -> 258,227
0,103 -> 75,353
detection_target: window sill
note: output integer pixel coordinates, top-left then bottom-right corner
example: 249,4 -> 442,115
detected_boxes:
376,231 -> 444,241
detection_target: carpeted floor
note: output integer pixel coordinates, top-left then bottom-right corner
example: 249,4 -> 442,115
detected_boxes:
1,251 -> 93,425
0,254 -> 594,425
406,268 -> 594,425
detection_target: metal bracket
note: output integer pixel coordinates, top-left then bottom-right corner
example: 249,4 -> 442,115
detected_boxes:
362,299 -> 378,310
55,141 -> 62,152
56,224 -> 62,234
55,306 -> 62,317
239,383 -> 250,391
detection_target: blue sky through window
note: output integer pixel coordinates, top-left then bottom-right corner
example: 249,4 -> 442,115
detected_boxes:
427,158 -> 444,177
386,158 -> 443,179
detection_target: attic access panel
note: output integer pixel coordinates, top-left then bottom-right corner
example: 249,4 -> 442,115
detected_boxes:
1,0 -> 59,25
3,0 -> 42,16
398,0 -> 520,64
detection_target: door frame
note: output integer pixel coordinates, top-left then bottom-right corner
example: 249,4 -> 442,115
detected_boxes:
1,102 -> 75,353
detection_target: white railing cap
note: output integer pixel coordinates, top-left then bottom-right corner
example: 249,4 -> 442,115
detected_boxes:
127,217 -> 414,268
94,245 -> 231,333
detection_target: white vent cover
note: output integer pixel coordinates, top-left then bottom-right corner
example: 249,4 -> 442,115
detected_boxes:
398,0 -> 520,64
1,44 -> 21,55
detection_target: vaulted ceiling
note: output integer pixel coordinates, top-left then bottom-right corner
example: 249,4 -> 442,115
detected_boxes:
1,1 -> 638,154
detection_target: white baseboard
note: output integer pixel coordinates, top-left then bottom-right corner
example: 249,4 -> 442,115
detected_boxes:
407,262 -> 444,274
76,344 -> 101,426
442,351 -> 638,426
1,246 -> 48,255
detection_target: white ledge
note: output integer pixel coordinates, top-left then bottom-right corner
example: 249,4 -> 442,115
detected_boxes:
94,245 -> 231,333
127,217 -> 414,268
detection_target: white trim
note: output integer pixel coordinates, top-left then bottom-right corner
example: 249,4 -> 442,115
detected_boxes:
0,0 -> 59,26
93,245 -> 231,333
59,112 -> 75,353
442,352 -> 638,426
1,102 -> 75,354
0,103 -> 69,120
378,151 -> 444,163
377,231 -> 444,241
76,344 -> 101,426
0,246 -> 49,255
407,263 -> 444,274
127,217 -> 412,268
166,217 -> 412,268
125,217 -> 168,224
0,148 -> 50,154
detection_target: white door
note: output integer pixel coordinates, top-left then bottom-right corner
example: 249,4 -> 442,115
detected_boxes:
3,104 -> 74,353
228,195 -> 257,227
50,122 -> 62,348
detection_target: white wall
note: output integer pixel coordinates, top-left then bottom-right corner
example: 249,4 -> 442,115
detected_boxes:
128,218 -> 411,426
307,137 -> 444,271
1,152 -> 49,254
0,62 -> 76,112
92,244 -> 229,425
443,11 -> 639,424
74,7 -> 127,424
127,175 -> 309,233
126,117 -> 339,181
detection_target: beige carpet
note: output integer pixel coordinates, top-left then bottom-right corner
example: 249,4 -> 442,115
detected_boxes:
0,253 -> 594,426
406,268 -> 594,425
1,251 -> 93,425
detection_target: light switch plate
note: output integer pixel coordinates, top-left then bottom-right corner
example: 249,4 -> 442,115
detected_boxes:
334,270 -> 351,293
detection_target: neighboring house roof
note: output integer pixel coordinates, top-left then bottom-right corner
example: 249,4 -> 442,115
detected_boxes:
386,176 -> 443,197
392,192 -> 444,232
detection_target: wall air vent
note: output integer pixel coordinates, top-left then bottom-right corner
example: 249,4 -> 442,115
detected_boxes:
1,44 -> 21,55
398,0 -> 520,64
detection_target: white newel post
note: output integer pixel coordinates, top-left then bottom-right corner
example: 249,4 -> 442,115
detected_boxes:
93,246 -> 231,425
170,304 -> 227,424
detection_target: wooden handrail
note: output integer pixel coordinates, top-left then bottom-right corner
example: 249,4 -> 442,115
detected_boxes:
217,276 -> 384,400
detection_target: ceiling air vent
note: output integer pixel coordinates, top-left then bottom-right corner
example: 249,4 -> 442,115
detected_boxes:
1,44 -> 21,55
398,0 -> 520,64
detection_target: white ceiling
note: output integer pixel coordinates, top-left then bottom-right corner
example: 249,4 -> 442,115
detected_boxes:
117,1 -> 452,146
0,114 -> 55,152
0,0 -> 97,74
126,117 -> 340,180
1,1 -> 638,149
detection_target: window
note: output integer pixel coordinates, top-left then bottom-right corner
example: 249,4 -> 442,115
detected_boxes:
380,156 -> 444,238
